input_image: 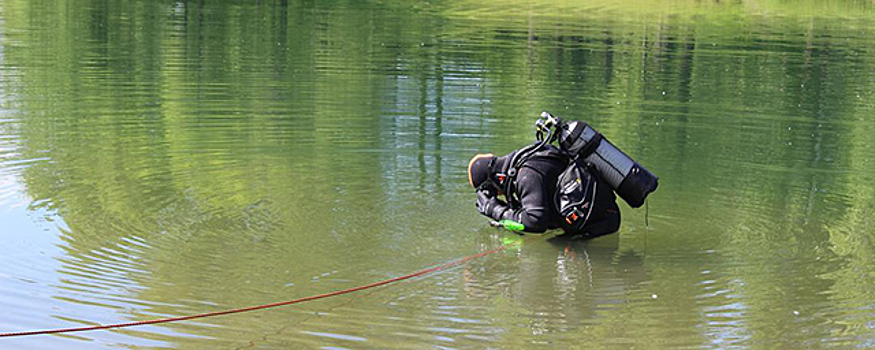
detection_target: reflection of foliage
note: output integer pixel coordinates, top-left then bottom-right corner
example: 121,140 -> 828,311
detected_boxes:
822,81 -> 875,341
2,0 -> 875,347
825,196 -> 875,339
438,0 -> 875,21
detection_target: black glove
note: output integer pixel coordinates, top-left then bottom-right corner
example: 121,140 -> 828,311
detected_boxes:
476,189 -> 495,216
476,189 -> 507,219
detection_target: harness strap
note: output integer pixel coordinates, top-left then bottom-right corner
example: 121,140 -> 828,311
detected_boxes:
561,122 -> 604,160
500,119 -> 560,209
501,142 -> 566,209
578,132 -> 603,159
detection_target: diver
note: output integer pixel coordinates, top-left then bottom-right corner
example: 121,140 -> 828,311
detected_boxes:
467,112 -> 658,237
467,146 -> 621,237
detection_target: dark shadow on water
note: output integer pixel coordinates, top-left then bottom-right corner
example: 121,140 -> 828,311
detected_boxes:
546,229 -> 619,246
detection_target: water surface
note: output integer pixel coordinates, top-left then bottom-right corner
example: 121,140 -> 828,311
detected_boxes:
1,0 -> 874,348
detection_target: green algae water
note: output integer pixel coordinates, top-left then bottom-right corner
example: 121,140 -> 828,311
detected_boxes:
1,0 -> 874,348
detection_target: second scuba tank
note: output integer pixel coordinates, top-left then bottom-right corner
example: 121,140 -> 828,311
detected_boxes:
548,113 -> 658,208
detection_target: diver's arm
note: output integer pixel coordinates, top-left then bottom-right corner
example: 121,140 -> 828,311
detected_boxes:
495,170 -> 552,233
476,189 -> 510,220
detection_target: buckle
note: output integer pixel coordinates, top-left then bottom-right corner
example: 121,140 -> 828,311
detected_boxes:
565,208 -> 582,224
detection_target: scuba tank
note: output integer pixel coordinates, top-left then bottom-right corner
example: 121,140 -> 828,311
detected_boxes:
536,112 -> 658,208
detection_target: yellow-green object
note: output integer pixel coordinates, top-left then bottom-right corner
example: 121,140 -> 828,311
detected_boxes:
499,220 -> 525,231
500,235 -> 525,248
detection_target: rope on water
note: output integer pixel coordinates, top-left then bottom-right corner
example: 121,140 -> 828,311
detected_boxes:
0,234 -> 540,338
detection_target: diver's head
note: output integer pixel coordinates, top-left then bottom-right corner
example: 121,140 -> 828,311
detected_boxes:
467,153 -> 495,189
468,153 -> 510,197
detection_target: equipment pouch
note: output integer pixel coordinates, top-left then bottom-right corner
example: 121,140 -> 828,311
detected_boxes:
554,159 -> 598,234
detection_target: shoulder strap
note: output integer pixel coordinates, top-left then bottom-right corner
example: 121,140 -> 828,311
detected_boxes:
500,143 -> 535,208
501,143 -> 568,208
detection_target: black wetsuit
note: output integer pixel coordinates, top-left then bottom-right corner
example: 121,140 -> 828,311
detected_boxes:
484,145 -> 621,236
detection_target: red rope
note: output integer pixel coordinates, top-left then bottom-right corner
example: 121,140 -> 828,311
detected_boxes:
0,240 -> 522,338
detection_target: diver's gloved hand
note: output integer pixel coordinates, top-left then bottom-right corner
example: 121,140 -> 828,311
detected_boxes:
475,189 -> 494,216
476,189 -> 507,219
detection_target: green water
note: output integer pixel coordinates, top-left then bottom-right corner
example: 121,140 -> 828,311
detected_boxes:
1,0 -> 874,348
